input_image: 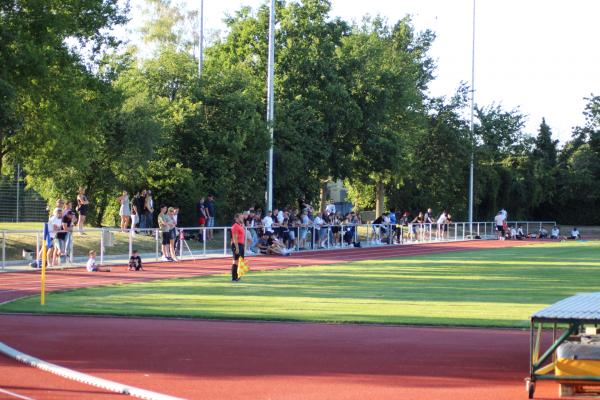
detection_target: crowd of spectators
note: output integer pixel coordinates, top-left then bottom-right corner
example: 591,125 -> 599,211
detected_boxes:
223,199 -> 459,256
43,189 -> 583,268
224,200 -> 362,256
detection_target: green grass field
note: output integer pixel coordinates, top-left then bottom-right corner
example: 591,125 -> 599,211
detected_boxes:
2,241 -> 599,327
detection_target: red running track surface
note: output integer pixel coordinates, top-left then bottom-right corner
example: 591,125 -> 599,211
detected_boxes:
0,315 -> 558,400
0,240 -> 557,399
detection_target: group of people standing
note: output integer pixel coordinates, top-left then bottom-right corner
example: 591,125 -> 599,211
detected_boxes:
195,195 -> 216,240
43,188 -> 90,266
116,190 -> 155,233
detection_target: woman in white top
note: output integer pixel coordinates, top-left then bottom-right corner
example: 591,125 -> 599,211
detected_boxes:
47,208 -> 63,267
436,212 -> 448,240
117,191 -> 131,232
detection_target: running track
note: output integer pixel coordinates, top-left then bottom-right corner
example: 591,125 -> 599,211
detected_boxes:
0,240 -> 559,399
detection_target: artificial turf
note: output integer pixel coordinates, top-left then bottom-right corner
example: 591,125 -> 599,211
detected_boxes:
2,241 -> 599,327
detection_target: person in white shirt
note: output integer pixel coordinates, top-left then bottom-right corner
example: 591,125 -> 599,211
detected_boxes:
516,226 -> 525,240
325,202 -> 336,216
436,211 -> 448,239
551,226 -> 560,239
494,211 -> 505,240
86,250 -> 110,272
262,211 -> 274,234
313,213 -> 324,248
570,227 -> 581,240
47,208 -> 63,267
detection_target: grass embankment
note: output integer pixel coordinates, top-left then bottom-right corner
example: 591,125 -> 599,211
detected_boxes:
2,241 -> 599,327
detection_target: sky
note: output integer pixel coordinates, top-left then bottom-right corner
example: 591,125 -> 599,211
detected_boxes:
123,0 -> 600,143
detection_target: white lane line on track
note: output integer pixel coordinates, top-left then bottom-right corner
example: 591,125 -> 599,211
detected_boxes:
0,387 -> 35,400
0,342 -> 184,400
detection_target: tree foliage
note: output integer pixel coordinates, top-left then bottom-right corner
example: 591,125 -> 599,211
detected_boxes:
2,0 -> 600,225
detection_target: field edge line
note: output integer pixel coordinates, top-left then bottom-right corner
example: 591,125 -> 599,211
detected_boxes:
0,341 -> 185,400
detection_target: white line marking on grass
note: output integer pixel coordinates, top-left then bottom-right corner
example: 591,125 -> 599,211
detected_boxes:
0,342 -> 185,400
0,387 -> 35,400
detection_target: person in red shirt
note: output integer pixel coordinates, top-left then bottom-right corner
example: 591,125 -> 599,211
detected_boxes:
230,213 -> 246,282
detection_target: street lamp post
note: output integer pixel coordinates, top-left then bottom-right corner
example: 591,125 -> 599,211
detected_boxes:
198,0 -> 204,78
266,0 -> 275,211
468,0 -> 476,234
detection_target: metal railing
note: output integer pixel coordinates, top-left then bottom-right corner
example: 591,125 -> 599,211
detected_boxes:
0,220 -> 556,271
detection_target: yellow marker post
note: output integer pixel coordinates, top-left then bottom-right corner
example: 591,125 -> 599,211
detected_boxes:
41,239 -> 46,306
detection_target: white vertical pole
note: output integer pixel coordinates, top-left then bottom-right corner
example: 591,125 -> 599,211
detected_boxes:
16,164 -> 20,223
100,229 -> 105,266
2,231 -> 5,270
266,0 -> 276,211
198,0 -> 204,78
468,0 -> 476,234
128,229 -> 133,258
36,232 -> 40,266
179,229 -> 183,259
155,229 -> 159,261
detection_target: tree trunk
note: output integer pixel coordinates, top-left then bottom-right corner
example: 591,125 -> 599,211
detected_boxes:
319,180 -> 329,213
95,197 -> 106,227
375,181 -> 385,217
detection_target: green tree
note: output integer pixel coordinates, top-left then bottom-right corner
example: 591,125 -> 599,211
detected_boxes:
529,118 -> 559,218
0,0 -> 127,174
341,17 -> 434,216
390,86 -> 470,217
554,95 -> 600,224
473,105 -> 528,219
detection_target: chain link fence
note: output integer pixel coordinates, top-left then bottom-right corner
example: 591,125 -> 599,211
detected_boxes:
0,167 -> 48,223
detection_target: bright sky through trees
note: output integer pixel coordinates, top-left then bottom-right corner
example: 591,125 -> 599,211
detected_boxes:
122,0 -> 600,143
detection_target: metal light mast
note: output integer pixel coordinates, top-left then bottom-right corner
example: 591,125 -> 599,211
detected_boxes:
468,0 -> 476,233
266,0 -> 276,211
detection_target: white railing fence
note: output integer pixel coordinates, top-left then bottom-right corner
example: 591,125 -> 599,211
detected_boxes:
0,220 -> 556,270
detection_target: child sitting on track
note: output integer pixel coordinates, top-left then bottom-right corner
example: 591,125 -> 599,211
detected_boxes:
128,249 -> 144,271
86,250 -> 111,272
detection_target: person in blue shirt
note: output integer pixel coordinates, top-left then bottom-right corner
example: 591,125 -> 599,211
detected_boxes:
389,209 -> 399,244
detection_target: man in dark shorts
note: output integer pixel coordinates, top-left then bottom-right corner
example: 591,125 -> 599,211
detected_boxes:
494,211 -> 505,240
231,213 -> 246,282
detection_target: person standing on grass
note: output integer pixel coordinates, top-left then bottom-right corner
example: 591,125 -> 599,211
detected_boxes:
494,211 -> 505,240
144,190 -> 154,235
231,213 -> 246,282
158,205 -> 174,261
166,207 -> 179,262
424,208 -> 434,238
206,194 -> 216,240
117,190 -> 131,232
48,208 -> 63,267
196,197 -> 207,240
76,187 -> 89,234
436,210 -> 448,240
63,201 -> 76,258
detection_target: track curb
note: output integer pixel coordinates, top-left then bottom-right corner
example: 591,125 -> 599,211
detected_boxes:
0,341 -> 185,400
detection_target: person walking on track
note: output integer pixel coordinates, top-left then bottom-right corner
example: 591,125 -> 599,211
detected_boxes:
231,213 -> 246,282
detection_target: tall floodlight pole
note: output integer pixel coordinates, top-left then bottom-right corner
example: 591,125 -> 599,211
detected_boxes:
266,0 -> 276,211
198,0 -> 204,78
16,164 -> 20,223
468,0 -> 476,234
